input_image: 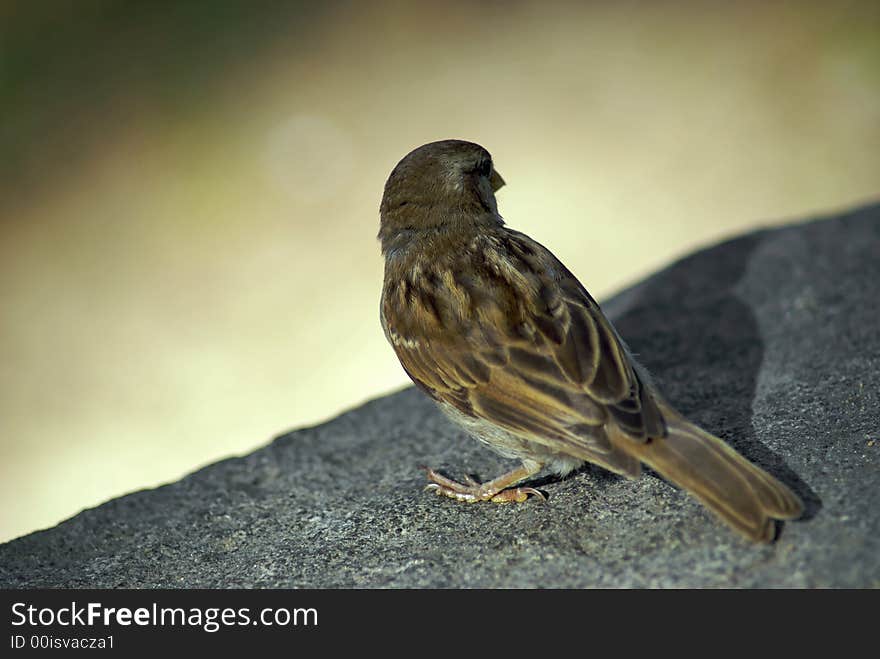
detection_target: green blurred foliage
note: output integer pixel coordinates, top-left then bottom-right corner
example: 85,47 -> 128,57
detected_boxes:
0,1 -> 329,203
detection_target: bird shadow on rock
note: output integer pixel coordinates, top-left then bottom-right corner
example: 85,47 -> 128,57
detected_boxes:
601,231 -> 821,527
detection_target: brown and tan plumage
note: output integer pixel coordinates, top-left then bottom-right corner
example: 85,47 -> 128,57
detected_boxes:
378,139 -> 802,542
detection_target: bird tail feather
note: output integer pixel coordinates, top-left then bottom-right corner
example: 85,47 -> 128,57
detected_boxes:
614,406 -> 803,543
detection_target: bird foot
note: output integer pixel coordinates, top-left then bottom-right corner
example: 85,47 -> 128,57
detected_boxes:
423,467 -> 545,503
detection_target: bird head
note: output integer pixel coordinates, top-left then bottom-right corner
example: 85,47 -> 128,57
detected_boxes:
378,140 -> 505,254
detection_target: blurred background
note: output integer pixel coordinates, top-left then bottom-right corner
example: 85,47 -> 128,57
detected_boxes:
2,0 -> 878,543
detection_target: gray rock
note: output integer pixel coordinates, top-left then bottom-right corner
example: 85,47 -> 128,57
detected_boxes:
2,203 -> 879,588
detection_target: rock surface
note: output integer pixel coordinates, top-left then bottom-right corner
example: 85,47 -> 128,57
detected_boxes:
2,203 -> 879,588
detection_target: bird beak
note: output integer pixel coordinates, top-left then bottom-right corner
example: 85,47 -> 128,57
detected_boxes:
490,169 -> 506,192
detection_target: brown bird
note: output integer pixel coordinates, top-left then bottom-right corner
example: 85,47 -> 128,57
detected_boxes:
378,139 -> 802,543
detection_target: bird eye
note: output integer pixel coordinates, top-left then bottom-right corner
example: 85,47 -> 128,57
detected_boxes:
476,159 -> 492,176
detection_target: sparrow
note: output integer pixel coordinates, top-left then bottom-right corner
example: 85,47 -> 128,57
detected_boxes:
378,139 -> 803,543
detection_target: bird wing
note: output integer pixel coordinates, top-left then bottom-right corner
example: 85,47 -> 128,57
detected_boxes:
381,230 -> 664,475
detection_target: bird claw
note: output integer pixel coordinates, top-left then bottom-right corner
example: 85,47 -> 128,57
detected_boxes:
489,487 -> 546,503
423,468 -> 545,504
